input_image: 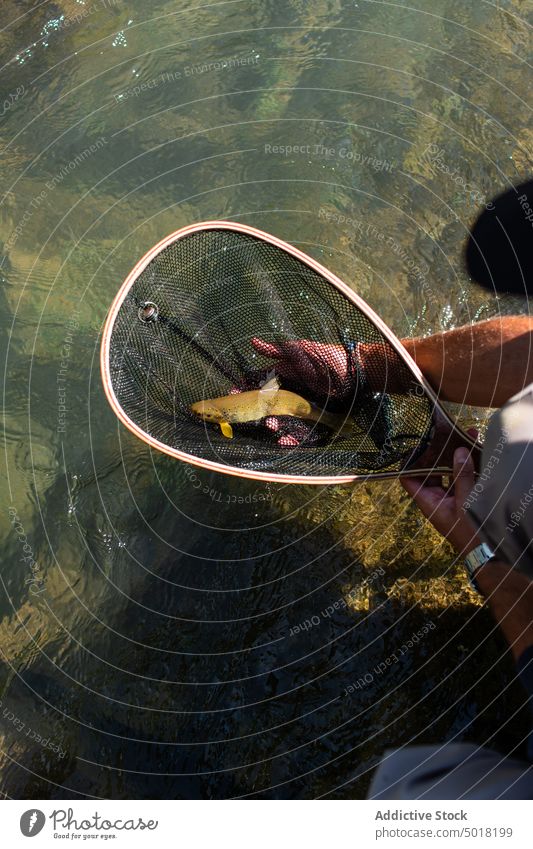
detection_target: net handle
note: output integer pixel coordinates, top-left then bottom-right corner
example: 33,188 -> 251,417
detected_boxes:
101,220 -> 482,484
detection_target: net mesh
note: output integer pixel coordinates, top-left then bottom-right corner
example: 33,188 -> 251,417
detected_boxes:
107,227 -> 434,477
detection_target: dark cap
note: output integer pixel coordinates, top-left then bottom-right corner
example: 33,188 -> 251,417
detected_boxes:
465,178 -> 533,296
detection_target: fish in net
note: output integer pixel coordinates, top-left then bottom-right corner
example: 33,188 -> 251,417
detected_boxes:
101,221 -> 480,484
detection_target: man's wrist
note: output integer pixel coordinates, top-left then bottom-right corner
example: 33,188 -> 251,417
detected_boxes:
470,557 -> 533,662
469,556 -> 519,601
464,542 -> 497,593
474,557 -> 515,588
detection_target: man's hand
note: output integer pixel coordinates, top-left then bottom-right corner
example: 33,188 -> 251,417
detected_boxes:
251,337 -> 354,446
251,338 -> 351,399
252,337 -> 414,397
400,448 -> 482,556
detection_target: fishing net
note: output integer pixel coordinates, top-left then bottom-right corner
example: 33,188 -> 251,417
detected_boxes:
103,224 -> 437,480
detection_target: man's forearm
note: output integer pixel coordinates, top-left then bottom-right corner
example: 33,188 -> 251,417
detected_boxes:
401,316 -> 533,407
475,559 -> 533,662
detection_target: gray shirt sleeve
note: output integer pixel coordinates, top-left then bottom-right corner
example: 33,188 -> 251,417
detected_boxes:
368,743 -> 533,799
464,384 -> 533,579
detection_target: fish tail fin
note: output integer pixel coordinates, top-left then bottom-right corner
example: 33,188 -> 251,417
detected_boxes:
333,418 -> 355,438
339,420 -> 355,438
316,409 -> 355,438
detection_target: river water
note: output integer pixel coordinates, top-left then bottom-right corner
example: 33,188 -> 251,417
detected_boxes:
0,0 -> 532,798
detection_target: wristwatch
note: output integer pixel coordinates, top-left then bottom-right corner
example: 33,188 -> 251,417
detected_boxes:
464,542 -> 496,594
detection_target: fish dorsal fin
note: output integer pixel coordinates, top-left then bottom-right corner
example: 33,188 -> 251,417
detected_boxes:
260,375 -> 280,395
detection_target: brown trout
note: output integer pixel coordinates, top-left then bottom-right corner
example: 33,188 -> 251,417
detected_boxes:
190,376 -> 354,439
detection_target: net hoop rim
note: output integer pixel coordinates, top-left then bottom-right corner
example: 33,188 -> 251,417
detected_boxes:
101,219 -> 477,484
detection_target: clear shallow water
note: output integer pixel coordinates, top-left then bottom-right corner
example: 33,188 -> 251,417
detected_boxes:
0,0 -> 532,798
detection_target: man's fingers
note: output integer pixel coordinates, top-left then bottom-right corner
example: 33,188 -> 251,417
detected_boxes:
400,476 -> 424,498
277,435 -> 300,446
452,448 -> 476,510
401,473 -> 443,496
251,338 -> 281,358
400,476 -> 448,518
